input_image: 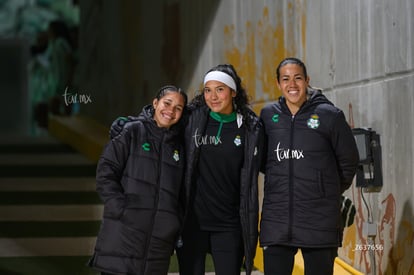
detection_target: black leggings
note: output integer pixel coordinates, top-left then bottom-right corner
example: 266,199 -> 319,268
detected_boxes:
263,245 -> 337,275
176,215 -> 243,275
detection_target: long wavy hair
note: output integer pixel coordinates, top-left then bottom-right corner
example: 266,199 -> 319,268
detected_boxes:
190,64 -> 253,125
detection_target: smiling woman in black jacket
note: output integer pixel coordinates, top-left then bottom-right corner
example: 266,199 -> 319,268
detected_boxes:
259,57 -> 359,275
176,64 -> 264,275
88,86 -> 187,275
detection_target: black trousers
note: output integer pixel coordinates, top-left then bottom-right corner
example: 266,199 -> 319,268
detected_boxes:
176,214 -> 243,275
263,245 -> 337,275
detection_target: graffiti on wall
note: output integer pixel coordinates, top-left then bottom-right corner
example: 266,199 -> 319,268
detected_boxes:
341,186 -> 414,274
386,200 -> 414,274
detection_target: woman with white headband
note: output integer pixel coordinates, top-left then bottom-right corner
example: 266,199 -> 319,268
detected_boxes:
176,64 -> 264,275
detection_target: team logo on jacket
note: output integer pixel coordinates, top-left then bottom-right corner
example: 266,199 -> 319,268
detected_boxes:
142,142 -> 150,151
307,114 -> 320,129
173,150 -> 180,162
234,135 -> 242,146
272,114 -> 279,123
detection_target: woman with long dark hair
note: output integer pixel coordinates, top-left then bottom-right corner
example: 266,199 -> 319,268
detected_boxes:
176,64 -> 264,275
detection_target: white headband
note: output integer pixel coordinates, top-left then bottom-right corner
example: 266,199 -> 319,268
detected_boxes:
203,71 -> 237,91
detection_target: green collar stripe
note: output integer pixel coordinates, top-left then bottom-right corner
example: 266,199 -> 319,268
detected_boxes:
209,111 -> 237,123
209,111 -> 236,145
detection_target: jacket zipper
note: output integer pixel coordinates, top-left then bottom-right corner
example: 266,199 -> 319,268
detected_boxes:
286,100 -> 310,242
287,115 -> 295,242
142,131 -> 164,274
241,126 -> 250,266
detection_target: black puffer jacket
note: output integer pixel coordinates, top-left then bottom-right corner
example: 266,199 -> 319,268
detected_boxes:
182,105 -> 264,275
88,105 -> 185,275
259,89 -> 359,248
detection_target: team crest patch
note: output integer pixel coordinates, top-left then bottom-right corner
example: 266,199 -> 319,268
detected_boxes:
307,114 -> 320,129
173,150 -> 180,162
234,135 -> 242,146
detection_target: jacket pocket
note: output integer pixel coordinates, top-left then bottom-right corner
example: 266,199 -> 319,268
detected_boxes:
103,197 -> 125,219
96,218 -> 147,258
317,171 -> 326,197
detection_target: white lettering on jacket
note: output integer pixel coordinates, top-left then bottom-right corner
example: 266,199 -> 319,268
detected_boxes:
274,142 -> 304,162
193,128 -> 222,147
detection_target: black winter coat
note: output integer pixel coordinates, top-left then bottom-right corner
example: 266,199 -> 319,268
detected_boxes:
88,105 -> 185,275
259,89 -> 359,248
182,105 -> 264,275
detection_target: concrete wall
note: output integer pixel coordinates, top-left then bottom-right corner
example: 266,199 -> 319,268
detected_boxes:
78,0 -> 223,125
78,1 -> 142,125
78,0 -> 414,273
